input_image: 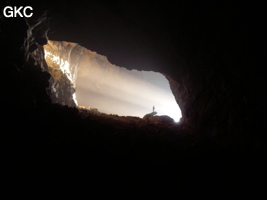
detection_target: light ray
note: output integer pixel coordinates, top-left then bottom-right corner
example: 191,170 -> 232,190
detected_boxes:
43,40 -> 182,122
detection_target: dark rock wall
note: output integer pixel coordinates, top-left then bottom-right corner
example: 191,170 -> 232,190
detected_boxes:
1,1 -> 267,199
0,12 -> 50,117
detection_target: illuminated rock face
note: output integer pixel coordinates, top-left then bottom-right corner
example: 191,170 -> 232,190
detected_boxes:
43,40 -> 182,122
43,40 -> 84,107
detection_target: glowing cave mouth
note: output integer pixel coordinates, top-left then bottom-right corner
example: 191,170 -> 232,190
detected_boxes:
44,40 -> 182,122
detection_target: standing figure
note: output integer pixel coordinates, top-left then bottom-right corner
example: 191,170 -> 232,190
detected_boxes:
153,105 -> 155,112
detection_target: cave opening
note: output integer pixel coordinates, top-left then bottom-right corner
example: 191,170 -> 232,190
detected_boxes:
43,40 -> 182,122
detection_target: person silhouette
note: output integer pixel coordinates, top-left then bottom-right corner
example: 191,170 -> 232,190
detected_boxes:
153,106 -> 155,112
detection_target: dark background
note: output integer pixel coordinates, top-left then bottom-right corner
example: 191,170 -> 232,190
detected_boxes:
1,0 -> 266,199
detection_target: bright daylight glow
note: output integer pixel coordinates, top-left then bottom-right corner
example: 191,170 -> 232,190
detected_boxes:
44,51 -> 72,80
44,41 -> 182,122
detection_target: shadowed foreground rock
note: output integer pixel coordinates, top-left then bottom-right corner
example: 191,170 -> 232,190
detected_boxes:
143,111 -> 175,124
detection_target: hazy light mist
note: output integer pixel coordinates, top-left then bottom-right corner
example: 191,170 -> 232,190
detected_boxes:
44,40 -> 182,122
76,48 -> 182,122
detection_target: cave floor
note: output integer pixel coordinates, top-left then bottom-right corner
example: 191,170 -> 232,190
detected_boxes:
2,103 -> 266,199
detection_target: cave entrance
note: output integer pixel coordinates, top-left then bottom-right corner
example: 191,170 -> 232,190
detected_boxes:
43,40 -> 182,122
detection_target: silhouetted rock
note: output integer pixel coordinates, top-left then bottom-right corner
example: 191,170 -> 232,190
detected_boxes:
143,112 -> 174,123
143,111 -> 157,120
150,115 -> 174,123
